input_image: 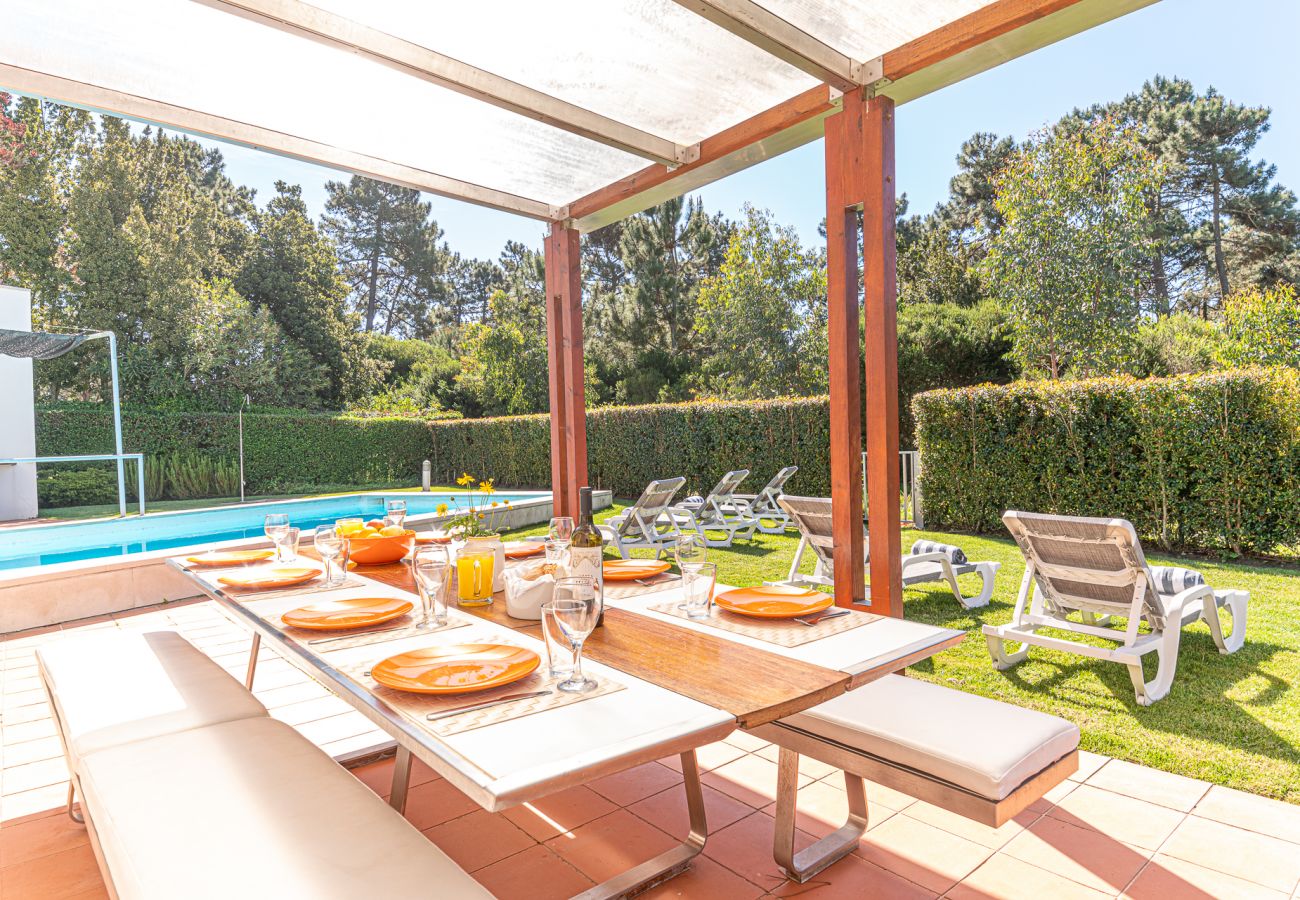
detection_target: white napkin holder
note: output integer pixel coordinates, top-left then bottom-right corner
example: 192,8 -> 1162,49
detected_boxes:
504,564 -> 556,620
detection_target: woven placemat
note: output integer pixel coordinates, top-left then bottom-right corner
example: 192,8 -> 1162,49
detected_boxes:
340,633 -> 625,737
646,601 -> 880,648
217,575 -> 368,602
603,572 -> 680,601
289,617 -> 472,652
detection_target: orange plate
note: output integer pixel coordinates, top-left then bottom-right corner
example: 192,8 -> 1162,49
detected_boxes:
187,549 -> 274,567
713,585 -> 833,619
602,559 -> 673,581
504,541 -> 544,559
281,596 -> 413,631
370,644 -> 540,695
217,566 -> 321,591
415,533 -> 452,545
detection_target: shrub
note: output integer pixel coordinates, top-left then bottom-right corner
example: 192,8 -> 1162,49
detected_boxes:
37,467 -> 124,508
36,406 -> 431,498
913,368 -> 1300,555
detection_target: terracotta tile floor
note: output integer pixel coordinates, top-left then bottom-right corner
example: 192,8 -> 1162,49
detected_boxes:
4,600 -> 1300,899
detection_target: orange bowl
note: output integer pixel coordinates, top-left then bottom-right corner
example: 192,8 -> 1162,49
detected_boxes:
346,530 -> 415,565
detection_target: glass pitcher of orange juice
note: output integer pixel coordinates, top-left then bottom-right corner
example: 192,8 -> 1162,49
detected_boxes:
456,549 -> 495,606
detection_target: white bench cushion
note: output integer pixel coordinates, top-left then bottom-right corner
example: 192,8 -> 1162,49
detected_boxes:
37,630 -> 267,769
79,716 -> 491,900
782,675 -> 1079,801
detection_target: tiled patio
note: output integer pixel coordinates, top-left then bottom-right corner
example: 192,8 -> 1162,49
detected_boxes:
3,601 -> 1299,900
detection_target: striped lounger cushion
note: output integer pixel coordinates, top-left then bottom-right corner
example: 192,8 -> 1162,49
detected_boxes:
911,540 -> 967,566
1149,565 -> 1205,595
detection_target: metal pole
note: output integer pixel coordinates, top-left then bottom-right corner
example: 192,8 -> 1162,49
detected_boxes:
136,453 -> 147,515
105,332 -> 127,517
239,394 -> 249,503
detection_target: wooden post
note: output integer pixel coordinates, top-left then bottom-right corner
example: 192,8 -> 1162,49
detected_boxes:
544,222 -> 588,520
823,91 -> 866,608
862,95 -> 901,618
823,89 -> 901,617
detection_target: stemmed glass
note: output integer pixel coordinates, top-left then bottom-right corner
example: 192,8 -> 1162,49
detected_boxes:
551,576 -> 601,693
264,513 -> 290,562
411,545 -> 450,629
549,516 -> 574,551
385,499 -> 407,530
674,532 -> 707,574
313,524 -> 345,585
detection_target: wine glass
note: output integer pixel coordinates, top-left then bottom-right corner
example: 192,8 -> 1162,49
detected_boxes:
385,499 -> 407,530
411,545 -> 450,628
551,577 -> 601,693
549,516 -> 574,549
674,532 -> 707,574
264,513 -> 290,562
313,524 -> 344,585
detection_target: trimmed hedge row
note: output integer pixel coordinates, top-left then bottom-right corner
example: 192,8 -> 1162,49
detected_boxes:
913,369 -> 1300,555
36,406 -> 431,497
423,397 -> 834,499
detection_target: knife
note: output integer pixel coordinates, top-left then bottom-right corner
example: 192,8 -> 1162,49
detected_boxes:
426,689 -> 553,721
795,609 -> 851,627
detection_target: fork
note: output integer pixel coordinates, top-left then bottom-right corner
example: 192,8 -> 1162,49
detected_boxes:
794,609 -> 851,627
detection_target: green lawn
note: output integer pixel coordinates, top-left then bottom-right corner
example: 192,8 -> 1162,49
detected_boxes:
507,502 -> 1300,804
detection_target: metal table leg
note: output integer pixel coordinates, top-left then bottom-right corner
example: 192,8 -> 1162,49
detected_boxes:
244,632 -> 261,690
572,749 -> 708,900
389,745 -> 413,814
774,747 -> 868,882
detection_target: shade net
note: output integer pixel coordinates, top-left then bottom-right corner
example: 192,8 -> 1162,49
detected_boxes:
1,0 -> 1000,210
0,328 -> 91,360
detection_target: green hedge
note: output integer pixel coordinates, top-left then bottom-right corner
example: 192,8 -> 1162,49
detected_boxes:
424,397 -> 834,499
913,369 -> 1300,554
36,406 -> 431,500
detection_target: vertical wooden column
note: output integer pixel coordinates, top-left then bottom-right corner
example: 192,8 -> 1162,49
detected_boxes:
544,222 -> 588,519
824,89 -> 901,617
823,91 -> 866,608
862,95 -> 901,618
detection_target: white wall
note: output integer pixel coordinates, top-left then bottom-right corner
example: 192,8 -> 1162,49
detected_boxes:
0,286 -> 38,521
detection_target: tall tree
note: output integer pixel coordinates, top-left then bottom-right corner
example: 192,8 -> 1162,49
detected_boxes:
692,206 -> 827,398
321,176 -> 452,335
982,118 -> 1163,378
237,181 -> 367,405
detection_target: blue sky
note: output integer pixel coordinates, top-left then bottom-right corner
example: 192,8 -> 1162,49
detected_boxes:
205,0 -> 1299,260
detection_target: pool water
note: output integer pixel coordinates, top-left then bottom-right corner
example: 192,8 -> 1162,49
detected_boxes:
0,492 -> 542,571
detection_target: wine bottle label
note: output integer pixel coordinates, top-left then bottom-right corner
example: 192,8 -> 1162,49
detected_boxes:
567,546 -> 604,593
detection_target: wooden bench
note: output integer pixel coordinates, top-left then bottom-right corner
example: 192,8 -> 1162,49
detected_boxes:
39,630 -> 490,899
748,674 -> 1080,882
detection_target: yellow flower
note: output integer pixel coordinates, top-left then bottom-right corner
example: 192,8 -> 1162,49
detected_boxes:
436,503 -> 448,516
504,500 -> 511,507
490,501 -> 499,508
457,472 -> 474,487
478,479 -> 495,494
478,512 -> 486,519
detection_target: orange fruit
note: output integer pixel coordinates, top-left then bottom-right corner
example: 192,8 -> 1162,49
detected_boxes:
379,525 -> 406,537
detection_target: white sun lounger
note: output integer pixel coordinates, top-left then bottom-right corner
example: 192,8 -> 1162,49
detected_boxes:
731,465 -> 798,534
770,495 -> 999,609
672,469 -> 760,548
597,476 -> 688,559
984,510 -> 1249,706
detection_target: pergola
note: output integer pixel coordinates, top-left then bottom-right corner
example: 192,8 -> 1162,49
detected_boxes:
2,0 -> 1154,616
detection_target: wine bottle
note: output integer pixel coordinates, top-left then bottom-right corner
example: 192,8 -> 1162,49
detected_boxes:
567,486 -> 605,625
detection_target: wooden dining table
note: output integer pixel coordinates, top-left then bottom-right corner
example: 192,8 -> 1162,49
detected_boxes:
168,545 -> 962,900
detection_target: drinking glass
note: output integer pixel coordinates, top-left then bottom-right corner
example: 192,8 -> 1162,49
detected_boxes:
384,499 -> 407,530
282,527 -> 301,562
551,577 -> 602,693
411,545 -> 450,628
679,562 -> 717,620
540,600 -> 576,680
674,532 -> 708,573
455,549 -> 495,606
264,513 -> 290,562
313,525 -> 344,585
544,538 -> 566,572
549,516 -> 575,549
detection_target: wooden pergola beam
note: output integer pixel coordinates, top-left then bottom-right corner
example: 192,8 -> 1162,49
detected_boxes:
544,223 -> 588,520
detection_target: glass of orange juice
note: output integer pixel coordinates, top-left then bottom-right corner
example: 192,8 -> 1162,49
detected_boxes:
456,549 -> 495,606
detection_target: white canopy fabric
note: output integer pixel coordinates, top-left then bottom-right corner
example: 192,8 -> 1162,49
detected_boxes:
1,0 -> 1154,227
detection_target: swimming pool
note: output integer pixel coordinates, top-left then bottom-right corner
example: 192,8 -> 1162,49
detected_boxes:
0,492 -> 545,571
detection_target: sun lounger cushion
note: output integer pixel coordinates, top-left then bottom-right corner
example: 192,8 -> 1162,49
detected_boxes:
1148,565 -> 1205,594
78,716 -> 491,899
910,539 -> 968,565
783,675 -> 1079,801
37,630 -> 267,769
